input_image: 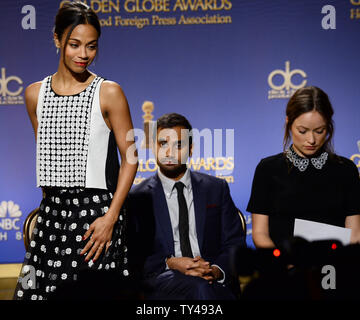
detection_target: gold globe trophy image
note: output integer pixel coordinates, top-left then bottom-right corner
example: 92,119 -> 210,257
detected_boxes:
141,101 -> 155,149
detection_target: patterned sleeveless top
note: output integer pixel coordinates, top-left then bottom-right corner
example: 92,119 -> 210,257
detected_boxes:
36,75 -> 119,191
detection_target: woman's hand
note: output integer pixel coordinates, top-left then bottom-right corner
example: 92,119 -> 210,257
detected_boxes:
80,213 -> 117,262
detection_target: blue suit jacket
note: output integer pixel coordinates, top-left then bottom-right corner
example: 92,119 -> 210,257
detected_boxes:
127,171 -> 246,282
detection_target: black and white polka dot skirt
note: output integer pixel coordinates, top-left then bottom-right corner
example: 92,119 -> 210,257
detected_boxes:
14,188 -> 129,300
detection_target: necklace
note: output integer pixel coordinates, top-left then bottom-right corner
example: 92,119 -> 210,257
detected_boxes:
285,146 -> 328,172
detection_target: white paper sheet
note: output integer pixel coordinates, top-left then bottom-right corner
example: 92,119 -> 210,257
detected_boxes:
293,218 -> 352,245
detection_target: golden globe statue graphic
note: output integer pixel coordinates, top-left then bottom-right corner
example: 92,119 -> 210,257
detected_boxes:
141,100 -> 155,149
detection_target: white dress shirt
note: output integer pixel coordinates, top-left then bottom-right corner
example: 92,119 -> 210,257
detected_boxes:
157,168 -> 201,258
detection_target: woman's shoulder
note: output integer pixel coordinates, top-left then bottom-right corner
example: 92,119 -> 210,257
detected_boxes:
25,75 -> 51,97
251,153 -> 287,179
100,79 -> 126,98
257,152 -> 286,169
25,80 -> 42,94
24,81 -> 43,108
100,79 -> 125,95
99,79 -> 128,111
330,154 -> 359,175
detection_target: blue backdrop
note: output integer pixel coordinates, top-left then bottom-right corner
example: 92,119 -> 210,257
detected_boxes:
1,0 -> 359,263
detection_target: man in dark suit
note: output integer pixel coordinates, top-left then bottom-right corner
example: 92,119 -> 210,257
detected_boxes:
127,113 -> 245,300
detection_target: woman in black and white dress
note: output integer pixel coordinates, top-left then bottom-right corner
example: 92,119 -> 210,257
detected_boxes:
14,2 -> 138,300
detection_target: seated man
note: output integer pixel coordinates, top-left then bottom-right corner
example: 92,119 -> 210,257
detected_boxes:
127,113 -> 245,300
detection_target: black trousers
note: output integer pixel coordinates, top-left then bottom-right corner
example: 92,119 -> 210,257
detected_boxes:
144,269 -> 237,300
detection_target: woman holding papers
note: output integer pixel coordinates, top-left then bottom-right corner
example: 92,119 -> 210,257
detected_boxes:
247,86 -> 360,249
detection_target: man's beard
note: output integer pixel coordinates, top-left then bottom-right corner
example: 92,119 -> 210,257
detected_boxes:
158,162 -> 187,179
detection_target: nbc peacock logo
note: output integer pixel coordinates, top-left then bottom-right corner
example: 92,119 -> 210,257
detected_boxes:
0,201 -> 23,241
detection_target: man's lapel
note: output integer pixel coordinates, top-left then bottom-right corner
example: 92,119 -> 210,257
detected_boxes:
190,171 -> 206,253
148,174 -> 175,254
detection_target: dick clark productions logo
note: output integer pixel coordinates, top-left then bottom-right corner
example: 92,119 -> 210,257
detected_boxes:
0,67 -> 24,105
268,61 -> 307,100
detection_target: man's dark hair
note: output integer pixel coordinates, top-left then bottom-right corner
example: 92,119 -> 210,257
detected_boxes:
154,113 -> 193,146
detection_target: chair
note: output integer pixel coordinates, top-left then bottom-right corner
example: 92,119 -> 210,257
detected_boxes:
23,208 -> 39,251
235,208 -> 250,296
237,208 -> 247,237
